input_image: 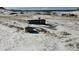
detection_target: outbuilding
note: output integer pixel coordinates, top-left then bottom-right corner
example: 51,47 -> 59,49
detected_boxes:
27,18 -> 46,25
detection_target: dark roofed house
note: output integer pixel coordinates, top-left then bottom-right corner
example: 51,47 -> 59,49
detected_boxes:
27,17 -> 46,25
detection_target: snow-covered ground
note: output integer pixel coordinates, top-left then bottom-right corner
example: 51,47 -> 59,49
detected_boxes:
0,18 -> 79,51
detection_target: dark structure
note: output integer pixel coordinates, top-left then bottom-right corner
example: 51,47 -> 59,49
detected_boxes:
20,11 -> 24,14
61,13 -> 77,17
68,14 -> 77,17
25,27 -> 38,33
9,13 -> 17,15
27,18 -> 46,25
61,14 -> 67,16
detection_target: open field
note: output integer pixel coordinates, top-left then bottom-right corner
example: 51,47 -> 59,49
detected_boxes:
0,11 -> 79,51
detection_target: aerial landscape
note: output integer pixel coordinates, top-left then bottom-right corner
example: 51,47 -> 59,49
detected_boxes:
0,7 -> 79,51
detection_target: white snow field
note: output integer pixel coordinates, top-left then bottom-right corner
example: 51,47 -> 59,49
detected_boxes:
0,18 -> 79,51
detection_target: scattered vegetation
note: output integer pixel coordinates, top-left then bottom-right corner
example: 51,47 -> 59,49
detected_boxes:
75,43 -> 79,49
36,28 -> 48,33
65,39 -> 72,42
46,24 -> 57,30
61,31 -> 71,35
68,43 -> 73,47
61,13 -> 77,18
8,25 -> 24,31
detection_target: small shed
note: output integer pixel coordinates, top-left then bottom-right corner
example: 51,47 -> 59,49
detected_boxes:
27,18 -> 46,25
25,27 -> 38,33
